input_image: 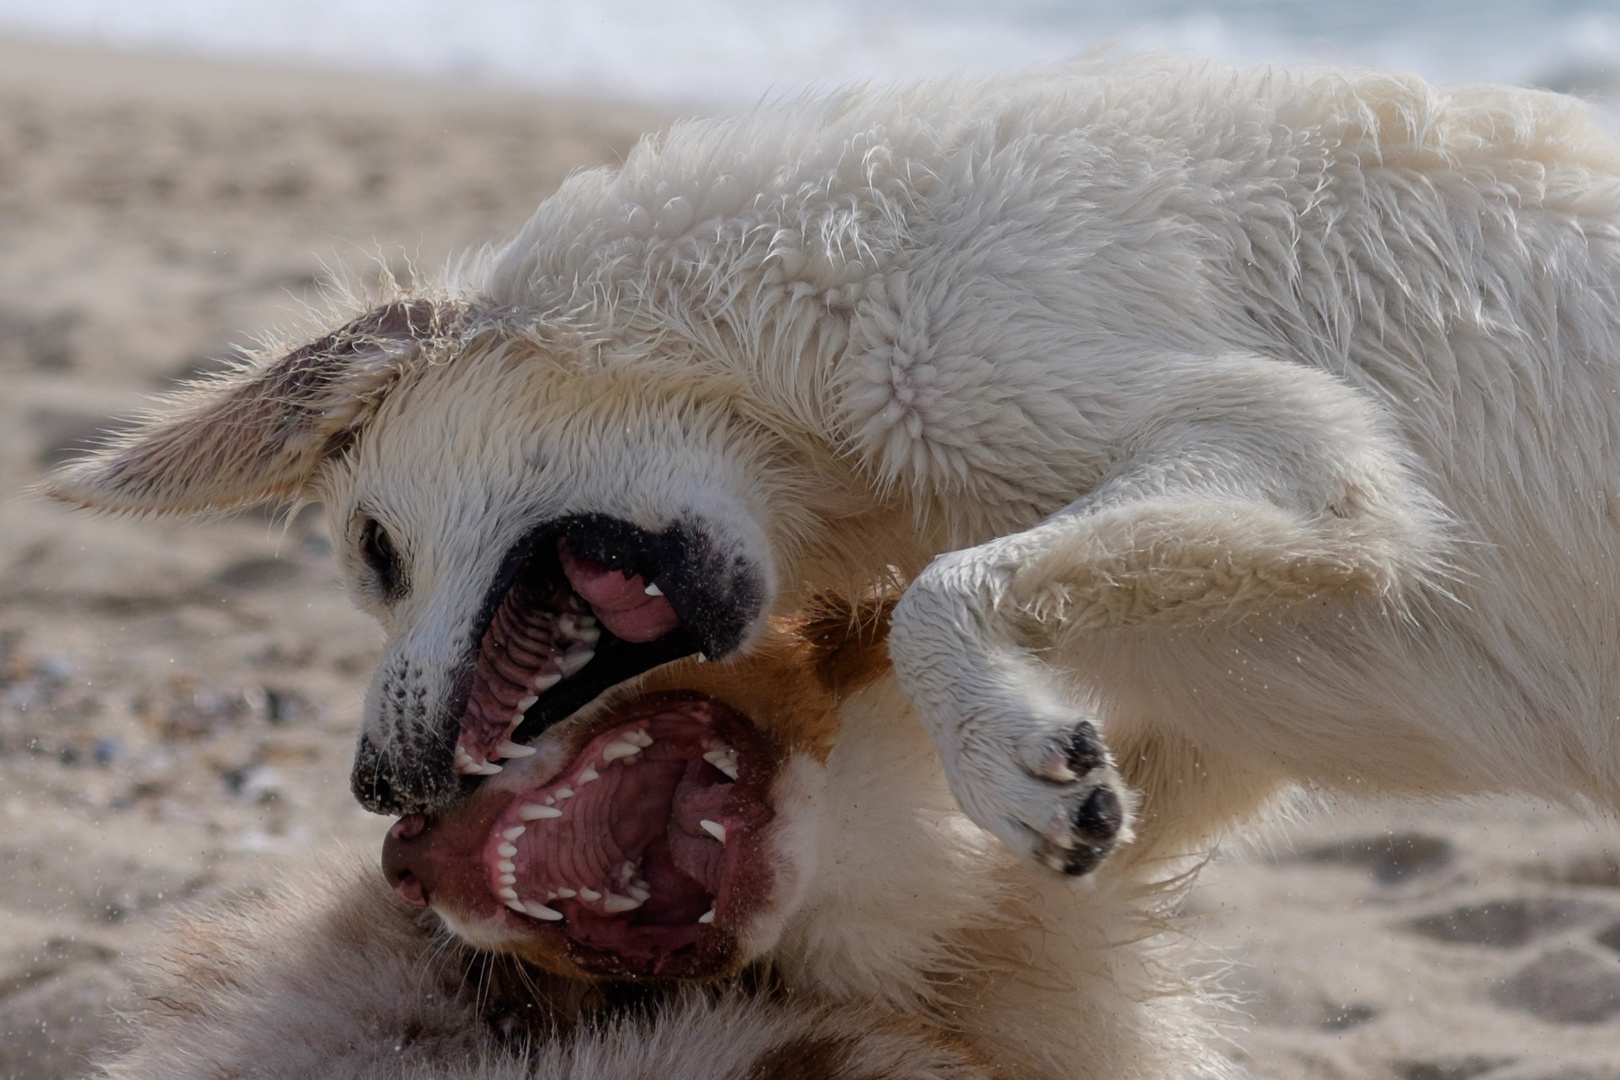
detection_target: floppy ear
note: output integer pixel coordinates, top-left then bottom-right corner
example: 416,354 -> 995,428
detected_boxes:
44,299 -> 462,515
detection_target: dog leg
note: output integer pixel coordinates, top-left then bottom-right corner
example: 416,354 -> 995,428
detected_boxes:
890,354 -> 1451,874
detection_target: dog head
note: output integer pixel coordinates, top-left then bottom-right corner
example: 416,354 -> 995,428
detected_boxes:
45,300 -> 881,816
378,599 -> 893,981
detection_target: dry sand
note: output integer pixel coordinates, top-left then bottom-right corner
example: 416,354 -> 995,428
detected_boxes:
0,35 -> 1616,1080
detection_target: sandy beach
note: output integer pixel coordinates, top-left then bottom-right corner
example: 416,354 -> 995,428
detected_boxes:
0,36 -> 1617,1080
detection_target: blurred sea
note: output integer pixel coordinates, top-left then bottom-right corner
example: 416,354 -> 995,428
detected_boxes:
0,0 -> 1616,110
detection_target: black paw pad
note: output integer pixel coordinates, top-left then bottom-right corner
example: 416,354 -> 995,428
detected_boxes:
1062,841 -> 1112,876
1073,785 -> 1124,841
1064,722 -> 1107,775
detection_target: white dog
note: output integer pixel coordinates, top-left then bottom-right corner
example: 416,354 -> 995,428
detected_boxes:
49,58 -> 1620,874
98,607 -> 1223,1080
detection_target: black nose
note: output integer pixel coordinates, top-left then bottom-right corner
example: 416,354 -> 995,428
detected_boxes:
350,731 -> 468,816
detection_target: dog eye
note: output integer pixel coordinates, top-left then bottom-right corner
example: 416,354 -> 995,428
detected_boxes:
359,517 -> 408,600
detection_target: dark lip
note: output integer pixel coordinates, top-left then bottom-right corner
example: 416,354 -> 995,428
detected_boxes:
462,514 -> 734,749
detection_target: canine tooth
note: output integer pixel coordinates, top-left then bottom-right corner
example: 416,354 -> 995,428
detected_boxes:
625,729 -> 654,748
578,766 -> 599,784
700,820 -> 727,844
602,894 -> 643,914
500,873 -> 516,885
523,902 -> 564,921
627,885 -> 651,902
643,582 -> 664,596
502,824 -> 527,841
498,740 -> 537,759
703,748 -> 739,780
555,887 -> 577,899
558,646 -> 594,677
578,887 -> 601,902
477,762 -> 504,775
601,740 -> 641,763
497,842 -> 518,858
698,908 -> 715,924
520,803 -> 562,820
498,860 -> 515,873
517,694 -> 539,711
554,786 -> 573,800
499,887 -> 519,901
532,672 -> 561,691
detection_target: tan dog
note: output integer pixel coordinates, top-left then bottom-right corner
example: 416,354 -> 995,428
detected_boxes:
48,59 -> 1620,877
99,606 -> 1224,1080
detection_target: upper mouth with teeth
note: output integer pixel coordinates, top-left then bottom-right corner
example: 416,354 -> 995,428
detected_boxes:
383,690 -> 774,978
455,517 -> 715,779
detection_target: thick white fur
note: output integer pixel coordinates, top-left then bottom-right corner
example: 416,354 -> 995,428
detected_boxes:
98,665 -> 1223,1080
49,59 -> 1620,867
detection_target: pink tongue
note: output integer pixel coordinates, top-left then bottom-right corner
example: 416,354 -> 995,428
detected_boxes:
559,541 -> 681,643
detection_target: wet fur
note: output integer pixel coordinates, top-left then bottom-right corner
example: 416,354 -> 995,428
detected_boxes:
48,59 -> 1620,871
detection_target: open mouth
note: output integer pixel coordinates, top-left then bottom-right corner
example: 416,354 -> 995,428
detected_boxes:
384,691 -> 776,978
456,514 -> 758,778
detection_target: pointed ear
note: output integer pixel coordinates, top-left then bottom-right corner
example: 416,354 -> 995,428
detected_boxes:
43,299 -> 464,515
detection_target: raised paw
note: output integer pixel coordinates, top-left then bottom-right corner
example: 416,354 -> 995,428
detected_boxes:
932,715 -> 1138,878
1021,724 -> 1136,875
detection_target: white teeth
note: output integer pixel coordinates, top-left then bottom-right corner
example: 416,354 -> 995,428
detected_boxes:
498,740 -> 537,759
703,748 -> 739,780
506,899 -> 527,914
477,762 -> 504,775
455,747 -> 482,775
503,824 -> 527,841
532,672 -> 561,692
601,740 -> 641,763
574,625 -> 601,646
578,887 -> 602,902
627,885 -> 651,902
555,887 -> 577,899
696,652 -> 709,663
554,786 -> 574,800
618,862 -> 638,883
523,902 -> 564,921
578,766 -> 599,784
497,842 -> 518,858
520,803 -> 562,820
497,860 -> 515,873
516,694 -> 539,711
602,894 -> 643,913
643,582 -> 664,596
499,887 -> 519,901
558,646 -> 595,677
625,729 -> 654,748
545,795 -> 556,805
499,873 -> 516,885
698,908 -> 715,924
557,614 -> 578,636
577,613 -> 597,627
700,820 -> 727,844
